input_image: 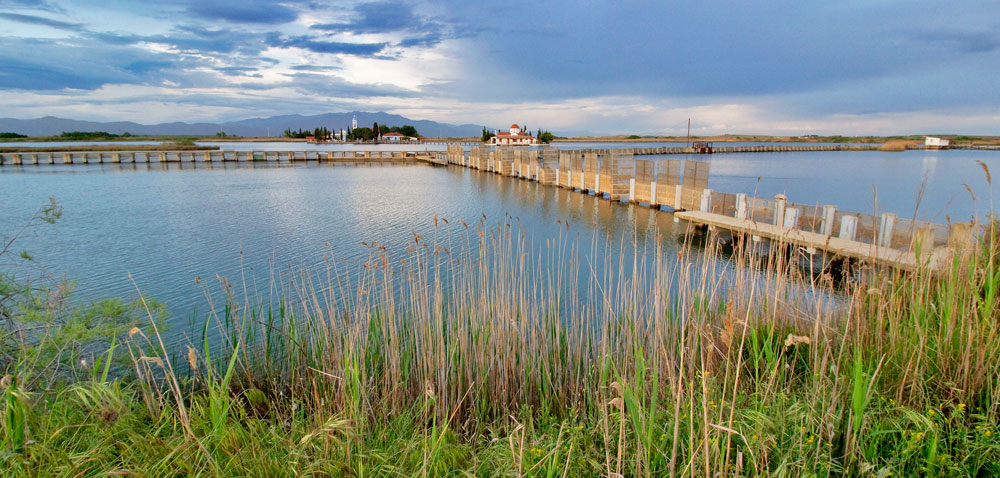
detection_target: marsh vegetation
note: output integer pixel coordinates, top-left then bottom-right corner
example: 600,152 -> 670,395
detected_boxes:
2,198 -> 999,476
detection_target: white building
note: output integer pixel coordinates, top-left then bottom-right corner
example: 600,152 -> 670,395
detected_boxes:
490,123 -> 538,146
925,136 -> 950,148
382,132 -> 407,142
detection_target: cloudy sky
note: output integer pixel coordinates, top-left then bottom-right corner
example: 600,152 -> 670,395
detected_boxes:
1,0 -> 998,135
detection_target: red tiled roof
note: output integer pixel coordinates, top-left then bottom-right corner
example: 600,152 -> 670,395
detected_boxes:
510,124 -> 519,129
383,132 -> 405,136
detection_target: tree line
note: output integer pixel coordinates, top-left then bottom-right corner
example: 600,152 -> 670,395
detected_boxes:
347,123 -> 419,141
283,124 -> 420,141
283,127 -> 332,139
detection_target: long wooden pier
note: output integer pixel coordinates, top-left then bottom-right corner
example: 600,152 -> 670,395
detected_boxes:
442,144 -> 971,271
588,144 -> 878,155
0,149 -> 448,166
1,143 -> 972,270
674,210 -> 955,270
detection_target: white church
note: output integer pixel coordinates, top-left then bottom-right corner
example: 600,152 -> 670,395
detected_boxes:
490,124 -> 538,146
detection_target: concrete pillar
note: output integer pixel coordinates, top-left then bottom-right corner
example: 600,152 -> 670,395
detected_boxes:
839,215 -> 858,241
595,173 -> 601,194
821,206 -> 837,236
783,208 -> 800,229
877,213 -> 897,248
650,182 -> 658,206
63,153 -> 71,164
112,153 -> 120,163
773,194 -> 787,226
736,193 -> 748,219
629,178 -> 636,202
556,169 -> 560,185
700,189 -> 712,212
567,170 -> 573,189
674,186 -> 683,210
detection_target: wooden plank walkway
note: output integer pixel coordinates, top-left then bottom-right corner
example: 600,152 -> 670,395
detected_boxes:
674,210 -> 953,271
0,150 -> 447,166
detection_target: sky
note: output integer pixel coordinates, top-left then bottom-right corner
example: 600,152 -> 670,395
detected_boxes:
0,0 -> 998,136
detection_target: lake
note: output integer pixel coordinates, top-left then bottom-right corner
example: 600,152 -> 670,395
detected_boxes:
1,142 -> 996,345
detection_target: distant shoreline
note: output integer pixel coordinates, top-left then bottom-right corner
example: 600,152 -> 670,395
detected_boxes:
2,134 -> 998,147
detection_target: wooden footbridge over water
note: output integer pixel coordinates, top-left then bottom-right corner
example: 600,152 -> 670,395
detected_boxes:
442,145 -> 972,271
0,144 -> 971,270
0,149 -> 447,165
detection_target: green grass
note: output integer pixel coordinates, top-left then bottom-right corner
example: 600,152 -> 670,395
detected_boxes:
3,207 -> 1000,476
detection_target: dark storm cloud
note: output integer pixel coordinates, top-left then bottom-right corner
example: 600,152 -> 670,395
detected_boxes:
311,0 -> 420,33
911,29 -> 1000,54
186,1 -> 298,24
266,32 -> 388,56
0,12 -> 82,30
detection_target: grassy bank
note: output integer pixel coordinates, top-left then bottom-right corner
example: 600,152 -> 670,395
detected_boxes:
2,203 -> 1000,476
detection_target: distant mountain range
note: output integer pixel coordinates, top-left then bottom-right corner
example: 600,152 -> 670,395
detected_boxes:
0,112 -> 484,138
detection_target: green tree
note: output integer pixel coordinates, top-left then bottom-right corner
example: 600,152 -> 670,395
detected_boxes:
538,130 -> 555,143
481,127 -> 495,143
398,125 -> 419,137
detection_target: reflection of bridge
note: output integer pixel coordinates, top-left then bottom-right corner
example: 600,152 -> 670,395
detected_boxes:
0,149 -> 448,166
445,144 -> 972,271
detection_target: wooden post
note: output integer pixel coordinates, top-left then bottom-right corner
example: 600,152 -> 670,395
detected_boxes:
912,226 -> 936,253
736,193 -> 748,219
773,194 -> 787,227
783,208 -> 800,230
821,205 -> 837,235
699,189 -> 712,212
839,215 -> 858,241
948,222 -> 975,253
877,213 -> 897,248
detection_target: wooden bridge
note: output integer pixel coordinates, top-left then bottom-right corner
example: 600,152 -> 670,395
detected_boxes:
0,144 -> 971,270
582,144 -> 878,155
444,145 -> 972,271
0,149 -> 448,166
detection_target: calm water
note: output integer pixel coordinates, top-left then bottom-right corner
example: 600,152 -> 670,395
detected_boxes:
1,143 -> 996,344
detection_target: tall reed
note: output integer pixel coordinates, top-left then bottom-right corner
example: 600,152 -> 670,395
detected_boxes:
127,211 -> 999,476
